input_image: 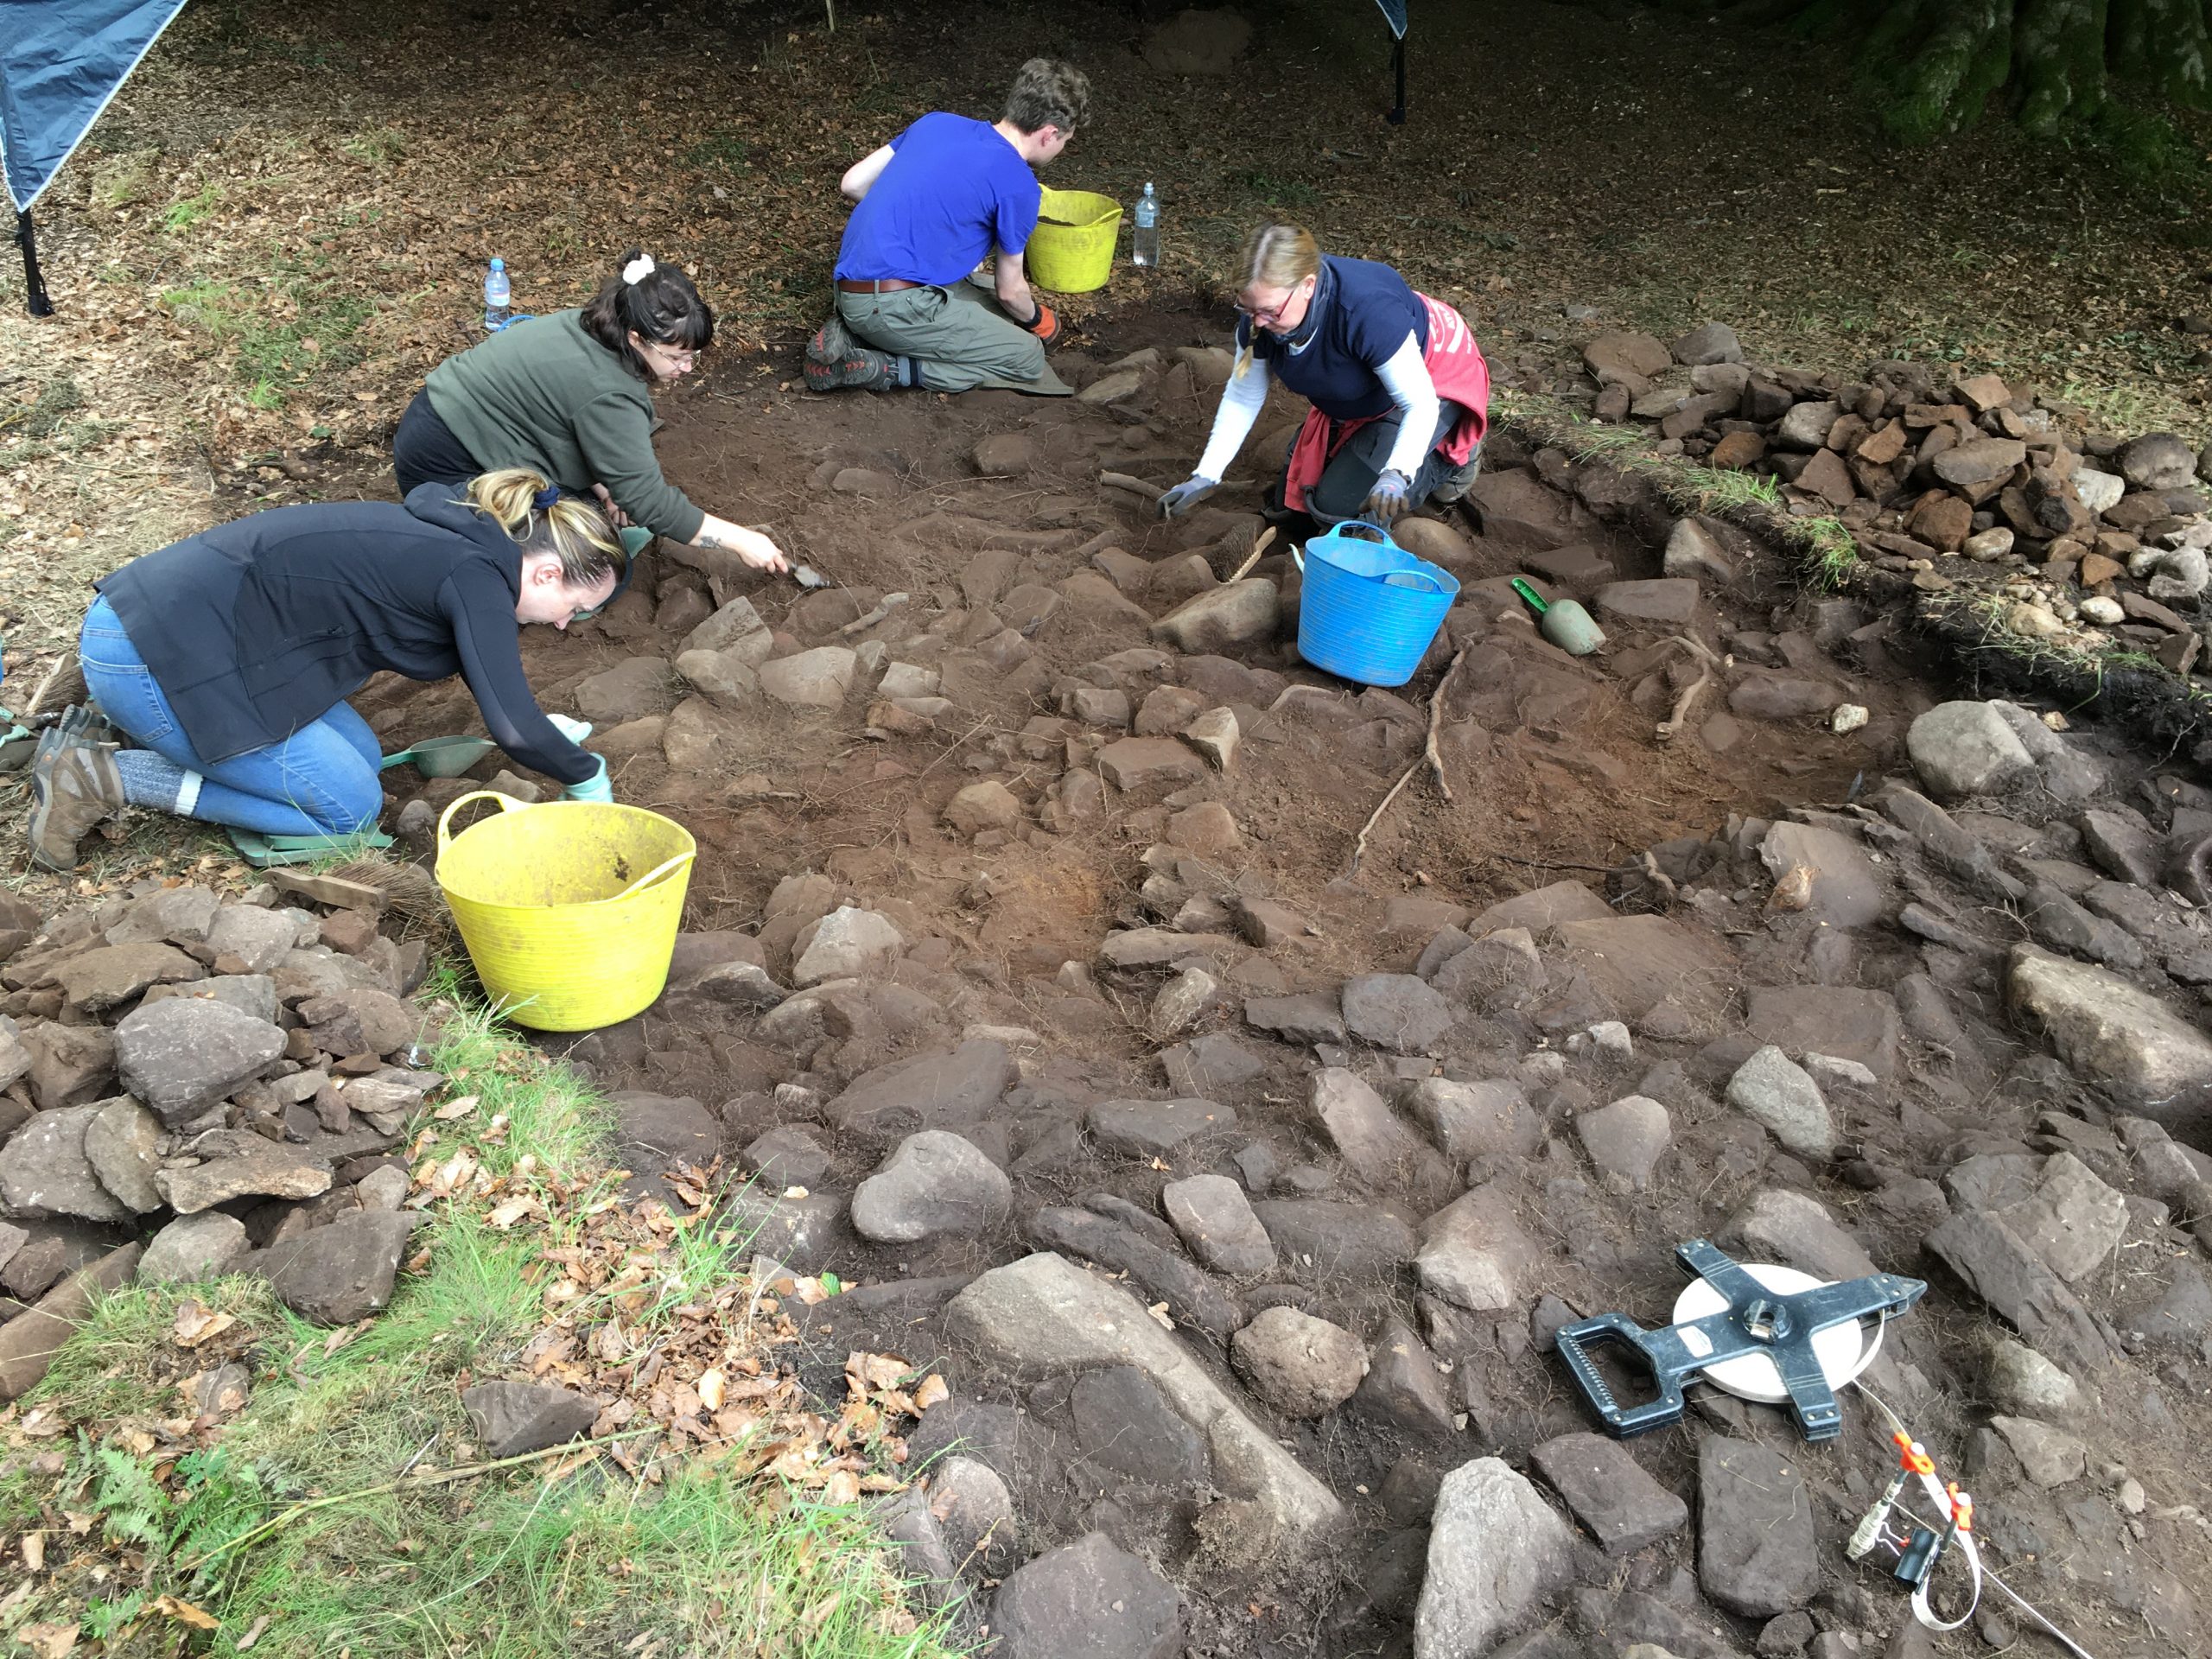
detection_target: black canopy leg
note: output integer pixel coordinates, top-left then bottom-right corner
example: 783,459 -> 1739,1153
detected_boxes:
1388,36 -> 1407,124
15,210 -> 55,317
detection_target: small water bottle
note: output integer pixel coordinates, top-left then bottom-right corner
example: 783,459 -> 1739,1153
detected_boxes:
483,257 -> 512,332
1132,182 -> 1159,268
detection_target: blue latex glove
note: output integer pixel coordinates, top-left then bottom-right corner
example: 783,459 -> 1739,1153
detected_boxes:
547,713 -> 593,745
563,756 -> 613,804
1156,475 -> 1218,518
1361,468 -> 1411,524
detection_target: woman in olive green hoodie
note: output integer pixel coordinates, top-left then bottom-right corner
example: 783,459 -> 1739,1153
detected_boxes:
395,249 -> 786,575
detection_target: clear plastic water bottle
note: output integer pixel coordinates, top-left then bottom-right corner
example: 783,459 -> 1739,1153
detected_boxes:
1132,182 -> 1159,268
483,257 -> 512,332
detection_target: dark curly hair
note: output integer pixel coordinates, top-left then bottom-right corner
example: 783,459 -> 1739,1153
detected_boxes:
580,248 -> 715,380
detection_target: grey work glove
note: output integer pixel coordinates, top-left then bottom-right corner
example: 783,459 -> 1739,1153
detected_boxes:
1156,474 -> 1218,518
1360,468 -> 1412,526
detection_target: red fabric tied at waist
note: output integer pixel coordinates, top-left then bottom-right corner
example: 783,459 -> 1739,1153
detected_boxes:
1283,293 -> 1491,514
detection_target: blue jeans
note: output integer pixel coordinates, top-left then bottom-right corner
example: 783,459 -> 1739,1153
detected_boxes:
79,594 -> 385,836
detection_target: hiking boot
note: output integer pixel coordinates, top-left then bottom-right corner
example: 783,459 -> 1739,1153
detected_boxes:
26,731 -> 124,871
802,340 -> 900,392
805,312 -> 852,365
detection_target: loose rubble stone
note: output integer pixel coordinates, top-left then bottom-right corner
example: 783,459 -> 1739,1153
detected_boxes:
742,1125 -> 830,1192
156,1139 -> 332,1214
1403,1077 -> 1540,1163
2006,948 -> 2212,1129
944,780 -> 1024,838
990,1531 -> 1181,1659
1985,1338 -> 2082,1417
1232,1305 -> 1367,1417
849,1131 -> 1012,1243
1720,1189 -> 1876,1283
1418,1182 -> 1530,1312
113,998 -> 286,1125
0,1243 -> 142,1401
1311,1067 -> 1444,1191
1144,572 -> 1278,651
461,1382 -> 598,1459
942,1254 -> 1343,1547
2119,432 -> 2197,490
1255,1199 -> 1417,1275
1531,1432 -> 1689,1555
1029,1205 -> 1238,1338
682,594 -> 772,662
930,1454 -> 1017,1571
574,657 -> 679,721
1161,1173 -> 1275,1275
1071,1365 -> 1207,1486
53,942 -> 202,1013
1988,1152 -> 2128,1282
106,886 -> 221,946
1698,1436 -> 1818,1617
758,646 -> 857,708
1087,1096 -> 1236,1157
1415,1458 -> 1575,1658
0,1103 -> 134,1224
138,1212 -> 249,1284
1726,1046 -> 1834,1160
1924,1211 -> 2117,1375
823,1040 -> 1016,1143
1352,1316 -> 1456,1436
256,1210 -> 416,1325
1244,991 -> 1347,1045
1906,702 -> 2035,802
1990,1415 -> 2088,1487
1097,734 -> 1211,795
1574,1095 -> 1670,1190
791,906 -> 905,986
1759,821 -> 1888,928
1341,973 -> 1452,1052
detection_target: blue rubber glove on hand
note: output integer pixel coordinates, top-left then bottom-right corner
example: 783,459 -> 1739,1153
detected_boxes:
563,756 -> 613,804
1157,475 -> 1218,518
1361,468 -> 1412,525
547,713 -> 593,745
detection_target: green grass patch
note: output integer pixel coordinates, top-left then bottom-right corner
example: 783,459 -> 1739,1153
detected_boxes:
162,182 -> 223,232
158,275 -> 373,409
8,981 -> 957,1657
681,129 -> 752,171
342,124 -> 409,167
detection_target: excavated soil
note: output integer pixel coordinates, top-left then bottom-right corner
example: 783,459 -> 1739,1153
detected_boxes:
346,307 -> 2212,1659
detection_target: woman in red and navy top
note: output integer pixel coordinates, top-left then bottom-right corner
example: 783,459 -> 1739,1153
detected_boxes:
1159,222 -> 1491,528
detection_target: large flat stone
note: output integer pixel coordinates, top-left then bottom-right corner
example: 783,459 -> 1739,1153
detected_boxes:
1414,1458 -> 1575,1657
2006,948 -> 2212,1133
1253,1200 -> 1417,1277
0,1243 -> 142,1400
0,1103 -> 132,1224
1744,985 -> 1903,1080
1531,1432 -> 1689,1555
112,997 -> 286,1125
823,1039 -> 1016,1145
1697,1436 -> 1818,1617
941,1253 -> 1344,1551
1924,1211 -> 2118,1375
1466,881 -> 1612,938
1758,822 -> 1890,928
1556,915 -> 1735,1019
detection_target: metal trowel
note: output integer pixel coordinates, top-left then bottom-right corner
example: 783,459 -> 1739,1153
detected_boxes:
789,563 -> 829,590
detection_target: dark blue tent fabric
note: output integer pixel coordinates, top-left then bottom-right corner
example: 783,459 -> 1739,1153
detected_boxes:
1,1 -> 189,213
1375,0 -> 1408,40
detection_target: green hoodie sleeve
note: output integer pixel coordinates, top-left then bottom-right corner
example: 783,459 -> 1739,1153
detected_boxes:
571,391 -> 708,545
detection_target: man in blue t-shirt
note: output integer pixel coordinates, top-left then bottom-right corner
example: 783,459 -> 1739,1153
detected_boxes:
804,59 -> 1089,395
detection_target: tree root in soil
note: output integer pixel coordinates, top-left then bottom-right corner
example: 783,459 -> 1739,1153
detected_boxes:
1654,634 -> 1724,743
1349,645 -> 1466,875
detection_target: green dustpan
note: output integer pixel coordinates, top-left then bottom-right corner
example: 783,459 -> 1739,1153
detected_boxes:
229,826 -> 396,869
1510,577 -> 1606,657
380,735 -> 497,778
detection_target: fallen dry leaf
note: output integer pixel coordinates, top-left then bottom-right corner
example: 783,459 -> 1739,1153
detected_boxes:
18,1623 -> 77,1658
1147,1302 -> 1175,1330
235,1613 -> 272,1651
822,1469 -> 861,1505
150,1594 -> 219,1630
912,1374 -> 949,1412
698,1369 -> 726,1411
173,1299 -> 236,1349
433,1093 -> 480,1120
20,1531 -> 43,1572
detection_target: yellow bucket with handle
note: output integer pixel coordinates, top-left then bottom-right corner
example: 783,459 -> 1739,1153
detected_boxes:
1027,188 -> 1122,293
435,792 -> 696,1031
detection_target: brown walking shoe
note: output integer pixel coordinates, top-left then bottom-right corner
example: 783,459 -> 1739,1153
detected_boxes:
26,731 -> 125,870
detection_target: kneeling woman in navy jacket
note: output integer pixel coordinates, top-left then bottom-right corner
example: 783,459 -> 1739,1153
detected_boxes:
27,470 -> 625,870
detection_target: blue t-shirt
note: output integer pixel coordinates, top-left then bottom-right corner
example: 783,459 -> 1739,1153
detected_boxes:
1236,255 -> 1428,421
835,112 -> 1042,286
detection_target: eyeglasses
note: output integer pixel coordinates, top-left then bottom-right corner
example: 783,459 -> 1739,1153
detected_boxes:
1237,276 -> 1312,327
643,340 -> 697,369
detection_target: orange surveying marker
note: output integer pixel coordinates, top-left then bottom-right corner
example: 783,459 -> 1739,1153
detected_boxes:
1847,1431 -> 1935,1560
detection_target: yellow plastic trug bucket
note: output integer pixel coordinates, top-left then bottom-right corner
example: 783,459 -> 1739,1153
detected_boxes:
435,791 -> 696,1031
1027,188 -> 1122,293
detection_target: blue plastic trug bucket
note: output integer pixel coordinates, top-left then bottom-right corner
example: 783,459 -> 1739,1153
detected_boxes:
1295,520 -> 1461,686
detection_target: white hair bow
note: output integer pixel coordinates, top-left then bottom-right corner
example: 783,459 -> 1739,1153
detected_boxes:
622,254 -> 657,285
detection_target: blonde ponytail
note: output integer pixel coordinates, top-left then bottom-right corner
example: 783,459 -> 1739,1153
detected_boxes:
1233,222 -> 1322,379
465,468 -> 626,585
